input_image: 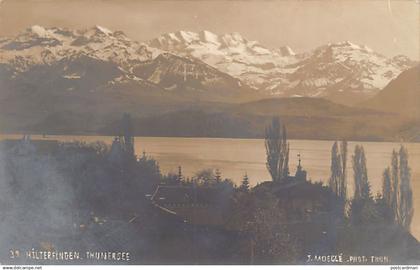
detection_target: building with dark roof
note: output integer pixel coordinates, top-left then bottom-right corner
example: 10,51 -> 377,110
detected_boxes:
151,185 -> 225,227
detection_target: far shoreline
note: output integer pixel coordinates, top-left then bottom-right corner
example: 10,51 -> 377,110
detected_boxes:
0,132 -> 419,144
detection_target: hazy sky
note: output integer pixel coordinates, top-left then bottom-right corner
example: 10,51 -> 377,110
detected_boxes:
0,0 -> 418,59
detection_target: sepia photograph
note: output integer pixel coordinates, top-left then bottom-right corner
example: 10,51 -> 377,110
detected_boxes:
0,0 -> 419,267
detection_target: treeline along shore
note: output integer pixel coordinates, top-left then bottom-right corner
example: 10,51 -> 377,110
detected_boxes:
0,114 -> 418,264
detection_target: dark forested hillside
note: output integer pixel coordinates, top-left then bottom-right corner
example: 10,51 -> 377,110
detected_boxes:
6,96 -> 417,142
98,98 -> 416,142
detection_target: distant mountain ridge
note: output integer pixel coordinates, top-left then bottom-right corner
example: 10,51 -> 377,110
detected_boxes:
0,25 -> 158,72
148,30 -> 302,91
0,25 -> 418,141
0,25 -> 257,105
149,31 -> 416,104
0,25 -> 416,106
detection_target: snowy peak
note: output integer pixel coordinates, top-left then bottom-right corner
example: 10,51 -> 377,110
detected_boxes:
149,30 -> 282,55
151,31 -> 413,101
198,30 -> 219,44
0,26 -> 416,106
0,25 -> 159,72
175,30 -> 199,43
219,32 -> 246,47
152,30 -> 201,47
150,31 -> 415,105
0,26 -> 254,103
28,25 -> 55,38
276,40 -> 417,104
309,40 -> 413,73
148,30 -> 298,87
25,25 -> 77,40
153,30 -> 248,46
276,46 -> 296,57
94,25 -> 113,35
327,40 -> 372,51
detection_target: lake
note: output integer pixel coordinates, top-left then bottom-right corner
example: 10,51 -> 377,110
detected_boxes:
1,134 -> 419,239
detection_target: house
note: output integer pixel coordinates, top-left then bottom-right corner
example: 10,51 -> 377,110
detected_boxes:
150,185 -> 226,227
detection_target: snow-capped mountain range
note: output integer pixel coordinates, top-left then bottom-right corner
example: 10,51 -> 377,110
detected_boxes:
149,30 -> 416,104
0,25 -> 256,106
149,30 -> 300,90
0,25 -> 158,73
0,25 -> 416,105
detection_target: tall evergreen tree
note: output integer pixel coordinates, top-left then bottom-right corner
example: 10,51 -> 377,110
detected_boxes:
177,166 -> 183,183
339,140 -> 348,200
329,140 -> 348,200
240,173 -> 250,192
350,145 -> 374,225
390,150 -> 399,222
215,168 -> 222,183
282,125 -> 290,179
352,145 -> 370,201
382,167 -> 392,206
329,141 -> 342,196
121,113 -> 135,159
398,146 -> 414,231
265,117 -> 289,183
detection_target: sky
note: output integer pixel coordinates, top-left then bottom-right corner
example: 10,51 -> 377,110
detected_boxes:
0,0 -> 418,59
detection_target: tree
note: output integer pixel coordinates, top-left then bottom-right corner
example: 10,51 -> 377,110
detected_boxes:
282,125 -> 290,178
194,169 -> 215,186
350,145 -> 377,225
121,113 -> 135,159
215,168 -> 222,183
382,146 -> 414,231
339,140 -> 348,200
352,145 -> 370,201
375,146 -> 414,230
265,117 -> 289,183
329,141 -> 342,196
329,140 -> 347,200
398,146 -> 413,231
390,150 -> 399,222
382,167 -> 392,206
177,166 -> 183,183
239,173 -> 250,192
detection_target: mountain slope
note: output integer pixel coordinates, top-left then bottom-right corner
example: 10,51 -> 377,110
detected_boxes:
0,26 -> 417,141
94,97 -> 413,141
0,25 -> 158,72
234,97 -> 382,117
361,65 -> 420,119
2,26 -> 414,106
148,30 -> 300,90
0,26 -> 257,103
131,53 -> 259,102
149,31 -> 415,105
281,42 -> 415,104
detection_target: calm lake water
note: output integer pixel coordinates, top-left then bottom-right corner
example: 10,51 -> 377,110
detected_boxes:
1,135 -> 419,239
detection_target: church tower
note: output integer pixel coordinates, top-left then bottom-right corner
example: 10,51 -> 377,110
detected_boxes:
295,153 -> 307,182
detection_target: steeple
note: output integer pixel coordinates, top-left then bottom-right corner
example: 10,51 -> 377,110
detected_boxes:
297,153 -> 302,172
295,153 -> 307,182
